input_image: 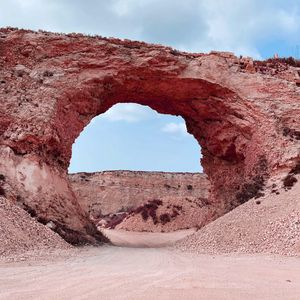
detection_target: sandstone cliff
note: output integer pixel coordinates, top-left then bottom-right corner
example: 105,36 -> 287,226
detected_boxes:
69,171 -> 210,232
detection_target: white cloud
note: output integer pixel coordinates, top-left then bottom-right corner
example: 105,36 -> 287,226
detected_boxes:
193,0 -> 300,59
0,0 -> 299,58
101,103 -> 157,123
162,122 -> 188,137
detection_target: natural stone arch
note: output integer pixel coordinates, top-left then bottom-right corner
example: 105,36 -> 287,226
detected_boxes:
0,28 -> 299,243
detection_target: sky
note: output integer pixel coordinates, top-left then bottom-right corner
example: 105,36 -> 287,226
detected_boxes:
1,0 -> 299,173
69,104 -> 201,173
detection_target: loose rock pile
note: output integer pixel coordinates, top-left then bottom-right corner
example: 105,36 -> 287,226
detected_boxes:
176,179 -> 300,256
0,196 -> 70,259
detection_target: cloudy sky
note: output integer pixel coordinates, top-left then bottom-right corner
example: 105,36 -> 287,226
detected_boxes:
1,0 -> 299,173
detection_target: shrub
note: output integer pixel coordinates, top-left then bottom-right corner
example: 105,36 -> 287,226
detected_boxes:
141,209 -> 149,221
107,213 -> 128,229
171,209 -> 179,218
43,70 -> 53,77
283,127 -> 300,140
291,162 -> 300,175
255,192 -> 265,199
173,205 -> 183,211
282,162 -> 300,190
22,203 -> 37,217
0,186 -> 5,196
263,57 -> 300,68
170,49 -> 180,56
283,174 -> 298,188
236,175 -> 265,204
151,199 -> 163,206
159,213 -> 171,225
148,208 -> 158,224
134,199 -> 162,224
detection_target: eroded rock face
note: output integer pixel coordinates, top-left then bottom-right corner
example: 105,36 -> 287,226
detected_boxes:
69,171 -> 210,232
0,27 -> 299,243
0,147 -> 106,244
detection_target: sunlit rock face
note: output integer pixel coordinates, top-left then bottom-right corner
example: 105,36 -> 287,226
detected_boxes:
0,28 -> 299,243
69,171 -> 211,232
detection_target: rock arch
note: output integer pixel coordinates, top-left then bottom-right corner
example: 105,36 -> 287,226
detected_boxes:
0,28 -> 299,243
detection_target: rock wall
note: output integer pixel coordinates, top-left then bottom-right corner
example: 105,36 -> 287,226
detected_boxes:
0,27 -> 299,243
69,171 -> 210,232
0,147 -> 106,244
69,171 -> 209,216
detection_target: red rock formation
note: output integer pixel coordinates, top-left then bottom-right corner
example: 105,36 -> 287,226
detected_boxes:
69,171 -> 209,215
69,171 -> 210,232
0,27 -> 299,243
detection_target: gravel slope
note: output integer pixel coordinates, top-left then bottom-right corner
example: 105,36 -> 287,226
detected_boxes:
176,179 -> 300,256
0,197 -> 70,259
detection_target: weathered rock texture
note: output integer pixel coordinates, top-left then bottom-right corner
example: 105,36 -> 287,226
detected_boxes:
69,171 -> 210,232
0,27 -> 299,243
0,196 -> 70,257
176,174 -> 300,256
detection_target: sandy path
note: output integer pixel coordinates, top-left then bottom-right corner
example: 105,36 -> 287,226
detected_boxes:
0,245 -> 300,300
100,228 -> 196,247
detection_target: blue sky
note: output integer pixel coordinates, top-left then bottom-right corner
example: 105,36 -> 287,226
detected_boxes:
69,104 -> 201,173
1,0 -> 299,173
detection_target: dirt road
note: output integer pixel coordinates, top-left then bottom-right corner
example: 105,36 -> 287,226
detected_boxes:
100,228 -> 196,247
1,244 -> 299,300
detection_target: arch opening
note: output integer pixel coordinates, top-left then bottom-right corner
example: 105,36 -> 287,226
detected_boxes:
59,73 -> 266,242
17,74 -> 262,244
61,76 -> 257,212
69,103 -> 202,173
68,103 -> 209,235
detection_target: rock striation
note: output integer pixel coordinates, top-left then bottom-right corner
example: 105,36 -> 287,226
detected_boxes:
69,171 -> 210,232
0,27 -> 299,243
